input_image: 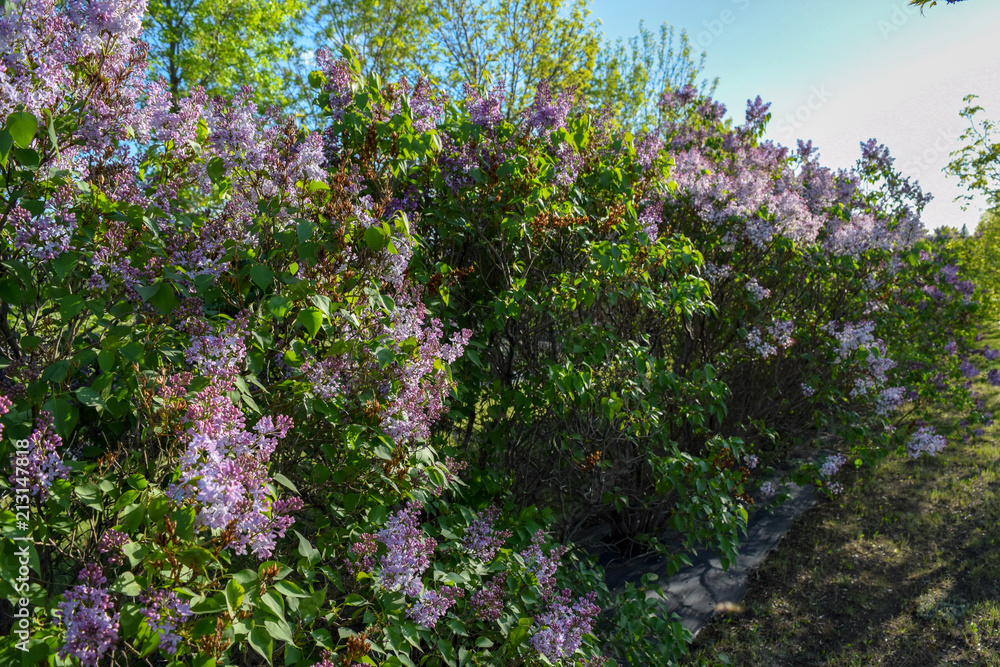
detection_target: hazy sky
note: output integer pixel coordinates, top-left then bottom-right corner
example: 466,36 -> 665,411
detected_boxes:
589,0 -> 1000,231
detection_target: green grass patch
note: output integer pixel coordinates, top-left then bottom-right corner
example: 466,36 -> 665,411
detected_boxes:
683,335 -> 1000,666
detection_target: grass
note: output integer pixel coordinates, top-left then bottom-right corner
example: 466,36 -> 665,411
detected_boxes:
681,335 -> 1000,666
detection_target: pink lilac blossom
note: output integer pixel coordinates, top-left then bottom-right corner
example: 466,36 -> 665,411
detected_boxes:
519,531 -> 566,596
907,426 -> 947,458
15,411 -> 69,496
56,565 -> 119,666
97,529 -> 129,567
464,82 -> 505,129
875,387 -> 906,416
11,205 -> 76,260
140,589 -> 191,655
407,585 -> 464,628
346,532 -> 378,577
745,278 -> 770,301
0,394 -> 10,439
470,576 -> 506,622
373,502 -> 436,598
801,383 -> 816,398
170,342 -> 299,559
530,589 -> 600,662
461,506 -> 512,562
820,453 -> 846,477
524,81 -> 574,132
745,320 -> 794,359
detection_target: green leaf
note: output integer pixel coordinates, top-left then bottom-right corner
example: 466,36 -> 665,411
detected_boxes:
74,482 -> 103,510
364,226 -> 388,252
0,129 -> 12,166
109,572 -> 143,596
171,506 -> 197,541
112,490 -> 140,512
248,264 -> 274,289
226,579 -> 245,614
267,295 -> 292,319
296,531 -> 321,564
76,386 -> 107,409
297,307 -> 323,338
249,626 -> 273,665
97,349 -> 116,372
264,618 -> 296,645
6,111 -> 38,148
273,580 -> 308,598
206,157 -> 226,184
41,360 -> 70,383
272,472 -> 298,493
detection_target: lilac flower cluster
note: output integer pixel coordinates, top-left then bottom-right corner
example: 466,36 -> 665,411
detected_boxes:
470,576 -> 506,622
530,589 -> 600,662
15,411 -> 69,496
960,360 -> 980,379
519,530 -> 566,595
140,589 -> 191,655
906,425 -> 947,458
0,394 -> 10,439
746,278 -> 771,302
10,205 -> 76,261
988,369 -> 1000,387
346,533 -> 377,577
97,529 -> 129,566
820,453 -> 847,477
406,585 -> 464,628
56,565 -> 119,666
172,321 -> 300,557
372,502 -> 437,597
524,81 -> 574,132
745,320 -> 794,359
464,82 -> 505,129
462,506 -> 513,562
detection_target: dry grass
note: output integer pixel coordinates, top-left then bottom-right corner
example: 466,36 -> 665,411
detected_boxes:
682,334 -> 1000,667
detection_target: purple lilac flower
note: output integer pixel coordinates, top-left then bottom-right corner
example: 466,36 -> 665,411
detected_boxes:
760,481 -> 777,498
140,589 -> 191,655
989,369 -> 1000,387
524,81 -> 574,132
464,82 -> 504,129
745,454 -> 759,469
470,576 -> 506,622
374,502 -> 436,598
462,506 -> 513,562
97,529 -> 129,567
907,426 -> 946,458
945,339 -> 958,356
530,589 -> 600,662
820,453 -> 847,477
56,565 -> 119,666
746,278 -> 770,301
170,382 -> 299,558
801,383 -> 816,398
407,585 -> 464,628
0,393 -> 10,439
985,346 -> 999,361
14,411 -> 69,496
519,531 -> 565,596
960,360 -> 980,379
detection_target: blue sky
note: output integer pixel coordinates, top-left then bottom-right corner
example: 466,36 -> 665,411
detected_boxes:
588,0 -> 1000,231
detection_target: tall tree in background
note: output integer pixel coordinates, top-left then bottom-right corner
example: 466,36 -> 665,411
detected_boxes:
589,22 -> 715,132
145,0 -> 307,105
308,0 -> 438,83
